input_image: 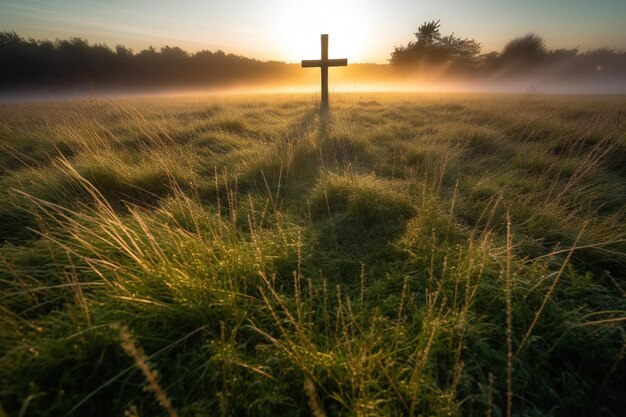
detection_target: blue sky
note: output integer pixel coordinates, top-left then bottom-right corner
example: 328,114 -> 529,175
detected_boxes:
1,0 -> 625,63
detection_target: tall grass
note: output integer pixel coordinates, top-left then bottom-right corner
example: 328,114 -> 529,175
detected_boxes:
0,93 -> 625,416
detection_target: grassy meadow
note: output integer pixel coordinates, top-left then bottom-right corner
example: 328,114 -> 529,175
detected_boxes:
0,93 -> 625,417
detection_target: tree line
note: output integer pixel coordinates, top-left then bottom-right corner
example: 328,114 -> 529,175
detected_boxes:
0,32 -> 296,91
1,23 -> 625,92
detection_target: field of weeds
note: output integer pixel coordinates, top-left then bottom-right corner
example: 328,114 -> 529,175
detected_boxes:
1,93 -> 625,417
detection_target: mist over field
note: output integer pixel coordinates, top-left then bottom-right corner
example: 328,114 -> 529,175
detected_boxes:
3,72 -> 626,103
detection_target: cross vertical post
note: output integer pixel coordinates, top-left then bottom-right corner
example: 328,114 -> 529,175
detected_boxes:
321,34 -> 328,106
302,34 -> 347,108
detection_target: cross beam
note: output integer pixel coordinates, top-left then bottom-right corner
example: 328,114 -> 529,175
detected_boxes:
302,34 -> 347,107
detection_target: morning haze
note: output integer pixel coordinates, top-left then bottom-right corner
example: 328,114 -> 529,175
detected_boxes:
1,2 -> 625,417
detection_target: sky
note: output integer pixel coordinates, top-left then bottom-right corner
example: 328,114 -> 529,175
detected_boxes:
1,0 -> 625,63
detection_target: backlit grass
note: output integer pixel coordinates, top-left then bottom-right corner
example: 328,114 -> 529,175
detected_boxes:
1,93 -> 625,417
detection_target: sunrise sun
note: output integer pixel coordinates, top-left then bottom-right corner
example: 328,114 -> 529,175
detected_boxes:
276,0 -> 371,62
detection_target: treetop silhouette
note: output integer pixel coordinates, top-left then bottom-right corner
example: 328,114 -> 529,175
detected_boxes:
389,20 -> 481,66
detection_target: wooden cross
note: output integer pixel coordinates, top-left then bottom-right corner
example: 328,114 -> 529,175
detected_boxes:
302,34 -> 348,108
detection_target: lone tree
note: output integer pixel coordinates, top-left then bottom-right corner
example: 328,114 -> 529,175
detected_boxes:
390,20 -> 481,67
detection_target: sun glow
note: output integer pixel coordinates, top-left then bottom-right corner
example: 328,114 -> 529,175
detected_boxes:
275,0 -> 372,63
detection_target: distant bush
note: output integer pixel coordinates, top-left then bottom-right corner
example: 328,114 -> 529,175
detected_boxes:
390,21 -> 626,81
501,33 -> 548,62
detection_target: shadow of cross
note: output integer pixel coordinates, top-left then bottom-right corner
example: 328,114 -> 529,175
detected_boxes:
302,34 -> 348,108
